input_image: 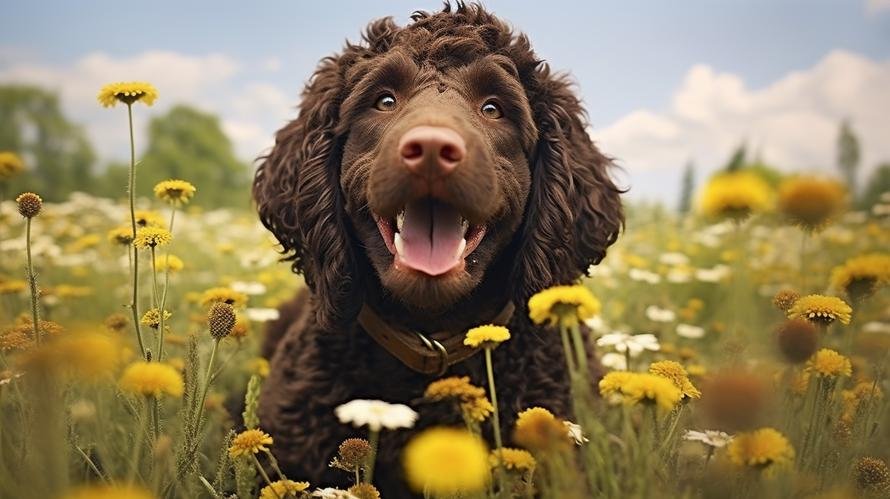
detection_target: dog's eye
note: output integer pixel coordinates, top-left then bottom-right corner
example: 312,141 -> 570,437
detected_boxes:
374,93 -> 397,112
480,100 -> 503,119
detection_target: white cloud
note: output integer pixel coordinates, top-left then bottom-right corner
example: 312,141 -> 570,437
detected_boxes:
592,50 -> 890,200
0,49 -> 293,162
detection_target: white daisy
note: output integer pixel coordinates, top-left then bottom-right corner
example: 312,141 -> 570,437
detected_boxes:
596,332 -> 660,357
335,399 -> 418,432
646,306 -> 676,323
564,421 -> 589,445
245,307 -> 281,322
659,252 -> 690,266
600,352 -> 628,371
695,264 -> 731,283
629,268 -> 661,284
676,323 -> 706,339
683,430 -> 733,448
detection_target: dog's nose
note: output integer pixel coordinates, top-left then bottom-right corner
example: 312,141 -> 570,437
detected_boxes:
398,126 -> 465,177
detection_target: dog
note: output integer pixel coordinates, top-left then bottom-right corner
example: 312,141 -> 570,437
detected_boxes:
252,3 -> 623,496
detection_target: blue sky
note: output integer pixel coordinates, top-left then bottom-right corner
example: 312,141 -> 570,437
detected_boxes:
3,0 -> 890,203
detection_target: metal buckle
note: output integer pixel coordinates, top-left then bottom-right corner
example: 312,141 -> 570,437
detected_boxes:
415,331 -> 449,376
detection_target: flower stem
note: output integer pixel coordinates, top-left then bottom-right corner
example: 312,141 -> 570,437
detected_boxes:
568,321 -> 589,376
126,102 -> 146,359
262,449 -> 288,482
151,396 -> 160,441
250,454 -> 277,492
365,429 -> 379,484
155,208 -> 176,362
194,338 -> 221,433
25,218 -> 40,344
559,325 -> 577,377
150,246 -> 160,309
484,348 -> 503,451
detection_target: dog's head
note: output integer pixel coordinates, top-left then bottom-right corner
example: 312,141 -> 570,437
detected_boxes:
254,4 -> 623,329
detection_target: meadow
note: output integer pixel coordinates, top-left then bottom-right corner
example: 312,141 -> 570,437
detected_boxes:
0,82 -> 888,499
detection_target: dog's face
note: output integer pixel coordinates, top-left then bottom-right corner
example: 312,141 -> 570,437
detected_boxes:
254,5 -> 623,329
339,50 -> 537,309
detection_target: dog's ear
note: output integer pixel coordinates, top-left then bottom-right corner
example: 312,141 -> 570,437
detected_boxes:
511,67 -> 624,303
253,54 -> 360,330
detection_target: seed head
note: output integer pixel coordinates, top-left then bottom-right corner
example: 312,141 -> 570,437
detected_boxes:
776,319 -> 819,364
208,302 -> 236,339
16,192 -> 43,218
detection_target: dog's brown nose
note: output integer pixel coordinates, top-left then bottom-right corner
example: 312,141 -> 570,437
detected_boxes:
398,126 -> 465,177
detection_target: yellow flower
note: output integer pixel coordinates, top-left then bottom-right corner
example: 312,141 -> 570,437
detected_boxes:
154,254 -> 184,273
697,171 -> 773,219
229,428 -> 274,458
490,447 -> 536,473
348,483 -> 381,499
119,361 -> 184,398
140,308 -> 172,329
599,372 -> 681,411
0,151 -> 25,180
245,357 -> 270,378
97,81 -> 158,107
108,226 -> 134,246
528,285 -> 601,327
403,427 -> 489,494
842,381 -> 882,423
56,332 -> 126,381
153,179 -> 197,206
464,324 -> 510,348
649,360 -> 702,399
424,376 -> 493,422
513,406 -> 570,452
62,484 -> 155,499
806,348 -> 852,378
777,176 -> 846,230
830,253 -> 890,300
133,227 -> 172,249
258,480 -> 308,499
727,427 -> 795,470
787,294 -> 852,326
0,279 -> 27,295
200,287 -> 249,308
598,371 -> 635,398
133,210 -> 165,228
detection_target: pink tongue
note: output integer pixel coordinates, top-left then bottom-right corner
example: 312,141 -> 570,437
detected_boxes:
398,199 -> 464,276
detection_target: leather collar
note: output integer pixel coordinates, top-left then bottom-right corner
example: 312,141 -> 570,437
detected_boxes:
358,301 -> 516,376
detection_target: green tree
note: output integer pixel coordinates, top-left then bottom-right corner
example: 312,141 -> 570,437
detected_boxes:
837,120 -> 860,198
859,163 -> 890,211
724,142 -> 747,172
0,85 -> 96,200
677,160 -> 695,214
139,105 -> 251,208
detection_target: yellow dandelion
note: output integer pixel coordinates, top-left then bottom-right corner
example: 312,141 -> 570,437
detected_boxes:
464,324 -> 510,348
599,371 -> 635,398
461,396 -> 494,423
697,170 -> 773,219
140,308 -> 172,329
348,483 -> 381,499
403,427 -> 489,494
806,348 -> 852,378
727,427 -> 795,470
528,284 -> 601,327
258,480 -> 309,499
425,376 -> 492,422
490,447 -> 536,473
97,81 -> 158,107
119,361 -> 184,398
0,279 -> 28,295
133,210 -> 165,228
620,373 -> 683,411
649,360 -> 702,399
0,151 -> 25,180
787,294 -> 852,326
107,226 -> 134,246
229,428 -> 274,458
153,179 -> 197,206
53,332 -> 127,381
62,484 -> 155,499
830,253 -> 890,300
777,176 -> 846,230
200,287 -> 248,308
513,406 -> 570,452
133,226 -> 172,250
153,254 -> 184,273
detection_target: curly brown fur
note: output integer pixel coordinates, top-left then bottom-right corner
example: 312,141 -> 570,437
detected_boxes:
253,3 -> 623,497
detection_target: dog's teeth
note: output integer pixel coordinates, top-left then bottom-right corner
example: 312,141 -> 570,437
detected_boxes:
394,232 -> 405,255
460,218 -> 469,235
456,237 -> 467,258
396,211 -> 405,232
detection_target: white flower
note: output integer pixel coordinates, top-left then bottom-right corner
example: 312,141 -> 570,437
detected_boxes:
564,421 -> 589,445
695,264 -> 731,283
863,321 -> 890,334
312,488 -> 359,499
646,306 -> 676,323
231,280 -> 267,295
666,268 -> 692,283
335,399 -> 418,432
676,323 -> 705,339
600,352 -> 627,371
659,252 -> 689,266
584,315 -> 609,335
683,430 -> 733,448
245,307 -> 281,322
629,268 -> 661,284
596,332 -> 660,357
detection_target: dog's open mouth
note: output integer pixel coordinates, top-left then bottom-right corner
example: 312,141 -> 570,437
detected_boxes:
374,198 -> 486,276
